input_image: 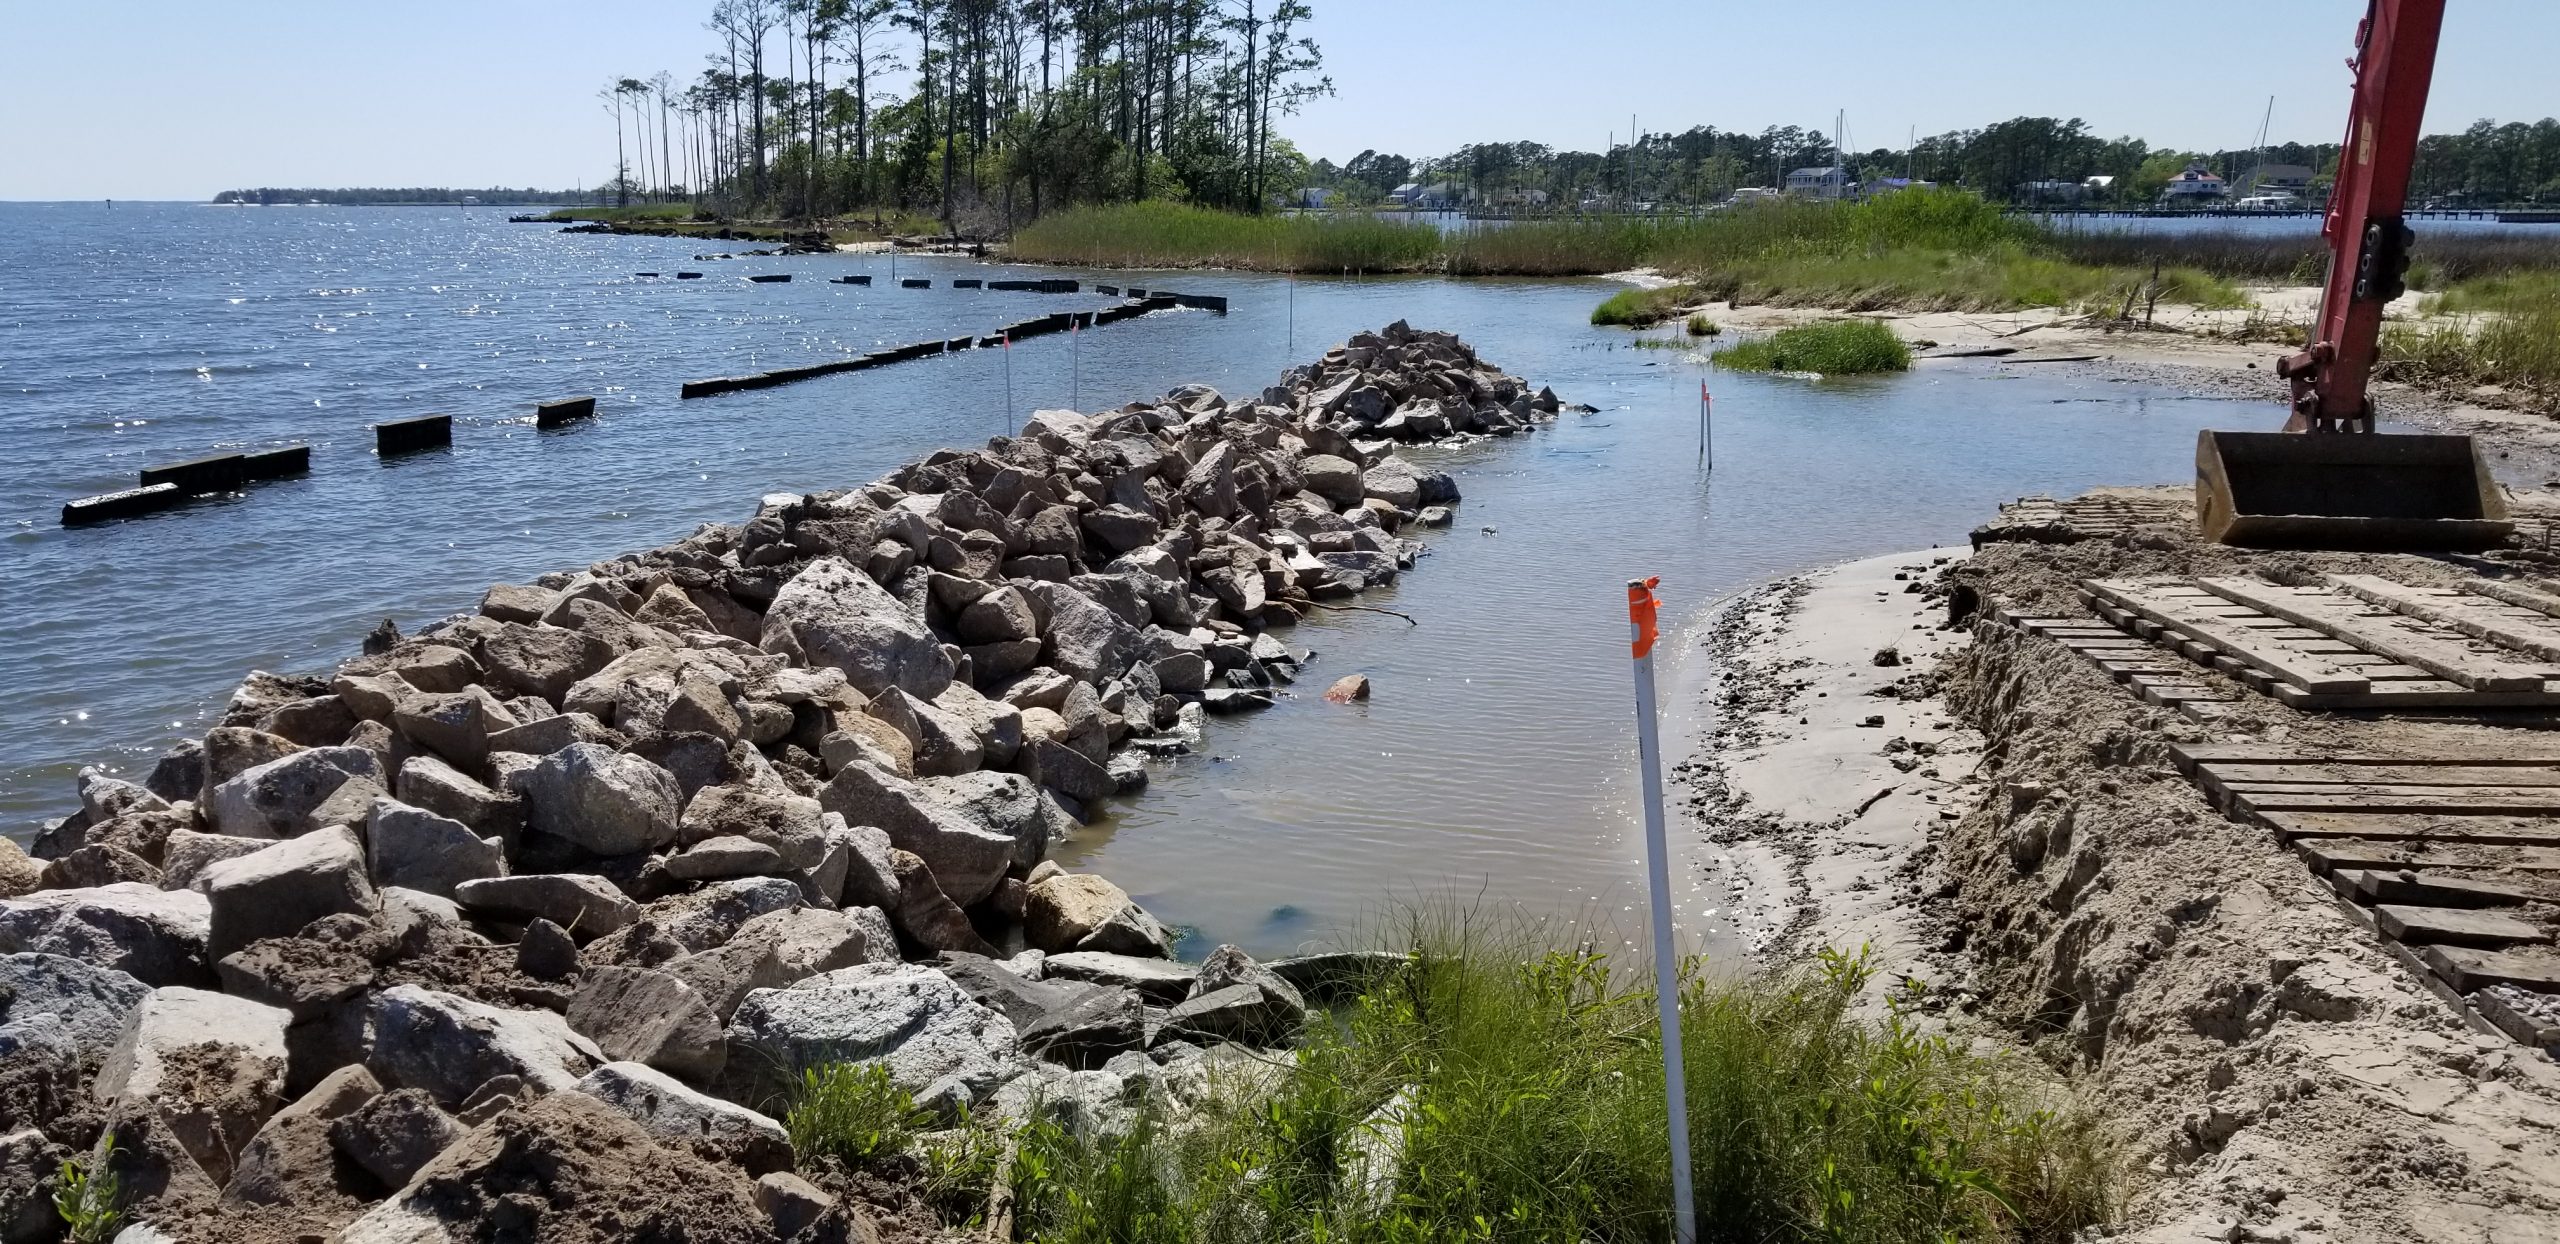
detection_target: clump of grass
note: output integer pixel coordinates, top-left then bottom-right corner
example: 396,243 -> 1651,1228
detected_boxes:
986,914 -> 2120,1243
1592,283 -> 1703,327
1714,319 -> 1913,375
786,1061 -> 929,1167
1687,313 -> 1721,336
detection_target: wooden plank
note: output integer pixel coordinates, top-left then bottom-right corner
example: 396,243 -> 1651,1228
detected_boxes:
2465,577 -> 2560,620
2377,904 -> 2549,946
2200,763 -> 2560,788
2270,683 -> 2560,710
2295,838 -> 2560,874
2194,577 -> 2552,692
2084,580 -> 2370,693
2329,574 -> 2560,663
2351,870 -> 2541,907
2261,812 -> 2560,844
2173,742 -> 2560,767
2425,945 -> 2560,994
2230,787 -> 2560,815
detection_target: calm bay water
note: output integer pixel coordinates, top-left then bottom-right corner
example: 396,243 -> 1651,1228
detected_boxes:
2,201 -> 2276,955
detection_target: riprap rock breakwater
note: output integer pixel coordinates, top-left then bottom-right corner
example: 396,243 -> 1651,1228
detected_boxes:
0,321 -> 1565,1240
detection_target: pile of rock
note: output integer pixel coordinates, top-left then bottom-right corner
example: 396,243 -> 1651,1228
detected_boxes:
0,322 -> 1553,1241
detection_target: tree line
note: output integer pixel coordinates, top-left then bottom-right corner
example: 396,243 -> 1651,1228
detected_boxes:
1313,115 -> 2560,212
209,187 -> 599,205
597,0 -> 1331,230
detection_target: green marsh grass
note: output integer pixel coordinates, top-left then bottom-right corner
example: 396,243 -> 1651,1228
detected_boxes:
847,912 -> 2122,1242
1590,284 -> 1704,327
1713,320 -> 1913,375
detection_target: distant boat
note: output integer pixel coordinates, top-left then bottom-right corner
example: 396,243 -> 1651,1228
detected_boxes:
461,195 -> 481,207
747,274 -> 792,283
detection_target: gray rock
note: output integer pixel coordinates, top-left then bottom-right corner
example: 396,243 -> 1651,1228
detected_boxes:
0,952 -> 150,1063
728,962 -> 1020,1113
514,918 -> 579,981
395,755 -> 524,841
37,844 -> 161,891
0,838 -> 36,901
0,884 -> 213,986
679,784 -> 826,868
1017,736 -> 1116,804
1202,686 -> 1275,714
522,742 -> 682,856
453,874 -> 639,938
753,1171 -> 837,1240
157,829 -> 274,893
1267,949 -> 1407,1001
480,623 -> 612,703
1041,951 -> 1197,1003
1024,580 -> 1141,686
0,1128 -> 60,1244
223,1063 -> 382,1211
365,798 -> 505,899
664,835 -> 785,882
957,584 -> 1038,645
95,985 -> 293,1185
326,1086 -> 461,1192
832,819 -> 902,912
566,965 -> 726,1083
585,877 -> 803,965
487,710 -> 623,758
887,850 -> 996,956
576,1060 -> 790,1174
1023,872 -> 1169,957
389,686 -> 519,768
366,984 -> 603,1103
818,763 -> 1018,906
1190,943 -> 1307,1013
200,826 -> 377,960
1361,456 -> 1423,508
760,556 -> 955,700
1163,982 -> 1300,1046
1297,454 -> 1365,507
206,746 -> 387,839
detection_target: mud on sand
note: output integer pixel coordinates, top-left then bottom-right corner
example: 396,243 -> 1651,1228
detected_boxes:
1685,531 -> 2560,1243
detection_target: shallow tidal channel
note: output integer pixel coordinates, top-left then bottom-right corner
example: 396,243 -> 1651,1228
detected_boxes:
0,203 -> 2280,956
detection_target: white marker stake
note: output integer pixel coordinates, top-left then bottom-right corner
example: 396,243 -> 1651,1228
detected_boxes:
1627,576 -> 1697,1244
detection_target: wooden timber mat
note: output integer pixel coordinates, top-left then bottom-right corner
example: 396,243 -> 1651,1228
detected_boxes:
2079,575 -> 2560,712
1969,493 -> 2194,549
1985,604 -> 2243,724
2169,741 -> 2560,1056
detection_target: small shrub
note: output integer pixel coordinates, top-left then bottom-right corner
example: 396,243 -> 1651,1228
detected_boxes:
1686,313 -> 1722,336
1714,319 -> 1912,375
54,1136 -> 121,1244
785,1061 -> 926,1167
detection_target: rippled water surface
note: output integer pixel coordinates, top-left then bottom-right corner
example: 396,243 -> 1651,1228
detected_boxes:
1,202 -> 2281,955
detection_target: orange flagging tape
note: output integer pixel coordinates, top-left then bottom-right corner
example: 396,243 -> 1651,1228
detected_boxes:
1627,576 -> 1662,659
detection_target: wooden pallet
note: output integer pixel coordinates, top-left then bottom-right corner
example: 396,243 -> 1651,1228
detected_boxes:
2166,740 -> 2560,1055
1969,494 -> 2193,549
2081,577 -> 2560,711
1989,608 -> 2241,722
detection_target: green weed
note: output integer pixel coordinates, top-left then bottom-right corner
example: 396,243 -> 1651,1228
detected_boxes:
54,1136 -> 121,1244
1687,314 -> 1722,337
1713,320 -> 1913,375
1591,284 -> 1703,327
786,1061 -> 929,1168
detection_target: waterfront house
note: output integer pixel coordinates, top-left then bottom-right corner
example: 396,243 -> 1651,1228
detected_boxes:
1784,165 -> 1853,200
1860,177 -> 1934,198
1386,182 -> 1421,206
2160,164 -> 2229,201
1293,186 -> 1334,209
2232,163 -> 2315,197
2021,179 -> 2088,204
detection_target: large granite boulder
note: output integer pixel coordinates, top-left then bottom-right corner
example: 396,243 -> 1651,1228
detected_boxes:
520,742 -> 681,856
366,985 -> 603,1103
94,985 -> 293,1186
727,962 -> 1019,1113
200,825 -> 376,960
0,884 -> 213,986
759,556 -> 954,700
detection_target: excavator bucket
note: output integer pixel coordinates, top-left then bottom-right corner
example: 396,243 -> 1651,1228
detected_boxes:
2196,429 -> 2510,550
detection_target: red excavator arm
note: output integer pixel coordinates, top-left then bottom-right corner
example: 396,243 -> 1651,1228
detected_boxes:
2197,0 -> 2507,549
2273,0 -> 2445,432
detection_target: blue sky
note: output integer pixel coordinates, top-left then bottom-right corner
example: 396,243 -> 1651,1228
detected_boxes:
3,1 -> 2555,198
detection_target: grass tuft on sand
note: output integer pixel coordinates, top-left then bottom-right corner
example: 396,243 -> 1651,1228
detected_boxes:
1713,319 -> 1913,375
